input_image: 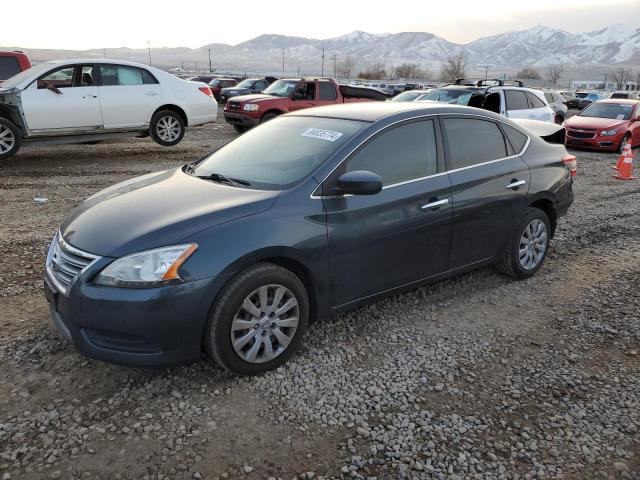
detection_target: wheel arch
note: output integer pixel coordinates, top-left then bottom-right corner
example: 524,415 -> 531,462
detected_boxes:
261,109 -> 285,121
528,194 -> 557,237
154,104 -> 188,127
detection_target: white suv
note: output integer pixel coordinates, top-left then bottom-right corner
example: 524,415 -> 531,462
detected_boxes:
0,59 -> 218,159
419,80 -> 555,123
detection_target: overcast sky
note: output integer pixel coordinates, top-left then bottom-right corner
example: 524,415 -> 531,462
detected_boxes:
2,0 -> 639,49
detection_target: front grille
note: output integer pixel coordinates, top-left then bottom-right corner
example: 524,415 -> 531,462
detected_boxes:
46,234 -> 99,295
567,129 -> 596,139
228,101 -> 241,111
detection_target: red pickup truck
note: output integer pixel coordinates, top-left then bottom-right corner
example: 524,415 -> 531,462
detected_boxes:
0,51 -> 32,84
223,78 -> 387,132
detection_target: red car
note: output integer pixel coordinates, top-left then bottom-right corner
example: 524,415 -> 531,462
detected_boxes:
564,99 -> 640,153
0,51 -> 32,84
208,77 -> 237,102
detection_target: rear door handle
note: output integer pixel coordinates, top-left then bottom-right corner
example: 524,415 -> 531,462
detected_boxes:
506,179 -> 526,190
421,198 -> 449,210
145,92 -> 159,96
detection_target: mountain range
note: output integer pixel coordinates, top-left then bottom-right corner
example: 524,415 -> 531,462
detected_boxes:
5,24 -> 639,76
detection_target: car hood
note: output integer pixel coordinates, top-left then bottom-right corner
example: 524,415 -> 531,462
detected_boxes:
61,168 -> 279,258
228,94 -> 276,103
222,87 -> 249,93
565,116 -> 627,130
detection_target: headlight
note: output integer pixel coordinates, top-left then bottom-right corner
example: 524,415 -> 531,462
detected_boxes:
242,103 -> 259,112
94,244 -> 197,288
600,128 -> 618,136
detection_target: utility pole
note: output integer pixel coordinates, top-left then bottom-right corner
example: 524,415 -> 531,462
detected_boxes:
282,48 -> 285,74
297,65 -> 300,77
332,54 -> 338,78
321,46 -> 325,77
484,65 -> 489,79
147,41 -> 151,66
208,49 -> 212,73
603,72 -> 608,91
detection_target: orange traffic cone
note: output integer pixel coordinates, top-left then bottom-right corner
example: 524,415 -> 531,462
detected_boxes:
613,153 -> 635,180
614,143 -> 632,170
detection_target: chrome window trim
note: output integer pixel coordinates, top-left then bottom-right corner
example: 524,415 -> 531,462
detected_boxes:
45,232 -> 101,296
310,112 -> 531,199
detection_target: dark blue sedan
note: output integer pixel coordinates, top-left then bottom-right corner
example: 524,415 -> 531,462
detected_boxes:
45,102 -> 575,375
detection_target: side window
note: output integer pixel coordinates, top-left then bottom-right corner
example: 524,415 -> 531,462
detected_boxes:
319,82 -> 338,100
141,69 -> 159,85
80,66 -> 95,86
294,82 -> 316,100
443,118 -> 508,169
37,67 -> 76,89
526,92 -> 546,108
346,121 -> 438,186
99,65 -> 147,86
501,124 -> 528,153
255,80 -> 268,90
505,90 -> 529,111
544,92 -> 553,104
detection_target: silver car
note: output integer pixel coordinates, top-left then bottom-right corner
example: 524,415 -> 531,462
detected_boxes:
544,91 -> 569,124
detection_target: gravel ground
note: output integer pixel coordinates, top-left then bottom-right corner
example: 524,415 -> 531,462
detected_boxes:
0,117 -> 638,480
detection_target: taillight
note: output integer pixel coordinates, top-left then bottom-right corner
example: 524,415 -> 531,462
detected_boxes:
562,154 -> 577,177
198,86 -> 213,97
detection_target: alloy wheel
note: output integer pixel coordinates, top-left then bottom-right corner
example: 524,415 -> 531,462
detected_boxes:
0,125 -> 15,154
156,116 -> 181,142
518,219 -> 547,270
230,284 -> 300,364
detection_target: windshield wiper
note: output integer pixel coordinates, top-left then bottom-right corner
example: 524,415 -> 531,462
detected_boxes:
197,172 -> 251,187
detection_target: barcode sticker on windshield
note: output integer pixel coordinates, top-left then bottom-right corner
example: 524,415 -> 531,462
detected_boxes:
302,128 -> 343,142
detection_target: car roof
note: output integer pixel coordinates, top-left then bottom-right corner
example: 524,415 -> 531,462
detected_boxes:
39,58 -> 153,68
287,101 -> 505,123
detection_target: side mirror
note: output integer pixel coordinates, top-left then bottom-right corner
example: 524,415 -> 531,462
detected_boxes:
337,171 -> 382,195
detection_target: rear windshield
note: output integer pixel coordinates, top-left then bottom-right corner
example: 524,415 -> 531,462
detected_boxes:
579,103 -> 634,120
420,88 -> 474,105
0,57 -> 21,80
391,91 -> 423,102
192,116 -> 365,189
236,79 -> 258,88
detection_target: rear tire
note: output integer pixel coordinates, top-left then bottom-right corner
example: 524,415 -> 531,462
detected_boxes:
150,110 -> 185,146
233,125 -> 248,134
205,263 -> 309,376
0,117 -> 21,160
495,208 -> 551,279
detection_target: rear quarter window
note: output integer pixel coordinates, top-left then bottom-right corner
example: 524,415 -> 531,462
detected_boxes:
501,124 -> 529,153
526,92 -> 547,108
505,90 -> 529,111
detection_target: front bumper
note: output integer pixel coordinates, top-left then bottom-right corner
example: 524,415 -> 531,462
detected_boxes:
44,265 -> 231,367
565,134 -> 620,152
223,112 -> 260,128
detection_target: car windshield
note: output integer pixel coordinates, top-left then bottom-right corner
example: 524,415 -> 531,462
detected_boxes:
236,79 -> 257,88
0,63 -> 51,89
420,88 -> 474,105
579,103 -> 634,120
585,93 -> 601,101
263,80 -> 298,97
192,116 -> 365,189
391,91 -> 423,102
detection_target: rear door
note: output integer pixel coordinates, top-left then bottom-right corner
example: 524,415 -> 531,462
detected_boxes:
97,64 -> 161,128
441,116 -> 531,269
525,91 -> 553,122
322,118 -> 453,307
316,82 -> 339,107
20,64 -> 103,132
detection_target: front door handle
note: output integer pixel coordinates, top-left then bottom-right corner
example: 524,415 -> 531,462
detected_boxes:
421,198 -> 449,210
506,179 -> 526,190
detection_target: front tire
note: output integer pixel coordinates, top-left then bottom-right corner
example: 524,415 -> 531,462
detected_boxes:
0,117 -> 21,160
495,208 -> 551,279
232,125 -> 248,134
205,263 -> 309,376
260,112 -> 279,124
150,110 -> 185,146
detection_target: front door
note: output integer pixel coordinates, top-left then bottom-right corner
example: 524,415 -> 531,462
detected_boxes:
97,64 -> 161,128
21,64 -> 103,132
440,116 -> 531,269
322,118 -> 453,307
289,82 -> 317,112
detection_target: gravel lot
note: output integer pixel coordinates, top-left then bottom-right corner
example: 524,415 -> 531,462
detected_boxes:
0,117 -> 638,480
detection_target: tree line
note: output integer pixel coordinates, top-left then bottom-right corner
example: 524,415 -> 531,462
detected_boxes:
336,52 -> 636,89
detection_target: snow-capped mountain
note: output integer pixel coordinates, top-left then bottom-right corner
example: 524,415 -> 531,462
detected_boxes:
8,24 -> 639,75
